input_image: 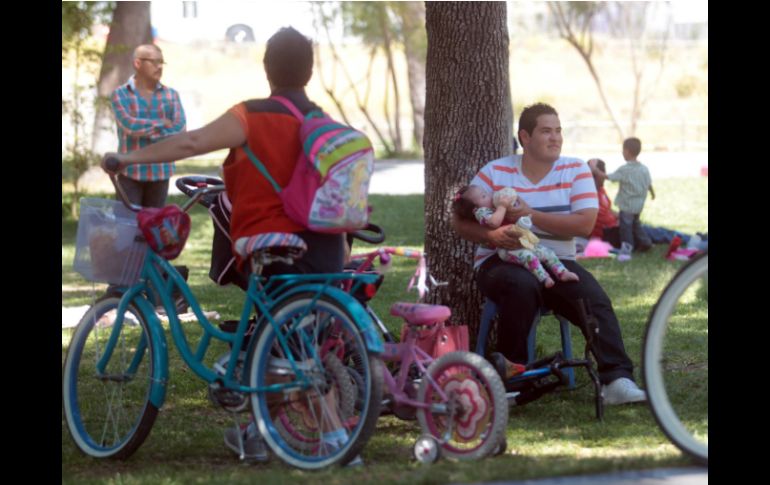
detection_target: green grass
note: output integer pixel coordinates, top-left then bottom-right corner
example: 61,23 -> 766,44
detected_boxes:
61,177 -> 706,483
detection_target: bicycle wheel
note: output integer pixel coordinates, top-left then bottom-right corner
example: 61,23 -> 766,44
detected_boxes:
643,252 -> 708,465
248,293 -> 384,469
62,295 -> 159,459
416,351 -> 508,460
272,353 -> 357,453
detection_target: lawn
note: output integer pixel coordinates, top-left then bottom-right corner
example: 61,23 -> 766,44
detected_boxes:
61,176 -> 707,484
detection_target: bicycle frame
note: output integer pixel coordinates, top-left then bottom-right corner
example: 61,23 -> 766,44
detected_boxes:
380,331 -> 451,412
104,227 -> 383,411
345,247 -> 455,410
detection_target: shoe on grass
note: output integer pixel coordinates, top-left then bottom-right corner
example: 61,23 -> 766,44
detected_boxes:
602,377 -> 647,405
224,422 -> 269,462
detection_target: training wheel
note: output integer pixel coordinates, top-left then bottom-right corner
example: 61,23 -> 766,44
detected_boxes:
413,435 -> 440,464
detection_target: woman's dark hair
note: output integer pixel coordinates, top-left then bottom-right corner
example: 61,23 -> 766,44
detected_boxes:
594,158 -> 606,173
263,27 -> 313,88
451,185 -> 478,221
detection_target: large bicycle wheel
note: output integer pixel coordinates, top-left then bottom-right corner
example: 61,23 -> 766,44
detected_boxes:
272,352 -> 357,453
416,351 -> 508,460
62,295 -> 159,459
248,293 -> 384,469
643,252 -> 708,465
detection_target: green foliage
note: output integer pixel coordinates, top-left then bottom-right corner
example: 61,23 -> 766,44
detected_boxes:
62,2 -> 114,60
319,1 -> 426,158
341,1 -> 390,46
62,2 -> 115,218
675,75 -> 699,99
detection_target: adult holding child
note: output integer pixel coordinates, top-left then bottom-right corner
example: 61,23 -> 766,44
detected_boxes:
451,103 -> 646,404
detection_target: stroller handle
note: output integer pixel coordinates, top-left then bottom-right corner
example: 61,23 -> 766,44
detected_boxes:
349,223 -> 386,245
176,176 -> 226,209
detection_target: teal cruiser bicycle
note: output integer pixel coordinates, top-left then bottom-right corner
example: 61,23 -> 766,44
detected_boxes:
62,161 -> 385,469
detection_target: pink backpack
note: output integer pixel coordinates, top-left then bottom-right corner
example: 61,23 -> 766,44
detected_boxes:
243,96 -> 374,233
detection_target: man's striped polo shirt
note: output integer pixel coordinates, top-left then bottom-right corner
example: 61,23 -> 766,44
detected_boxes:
470,154 -> 598,267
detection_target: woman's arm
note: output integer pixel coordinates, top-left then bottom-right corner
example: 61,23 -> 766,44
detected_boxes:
103,112 -> 246,169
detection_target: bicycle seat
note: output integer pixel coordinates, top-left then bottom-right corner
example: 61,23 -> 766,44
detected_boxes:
234,233 -> 308,260
390,302 -> 451,327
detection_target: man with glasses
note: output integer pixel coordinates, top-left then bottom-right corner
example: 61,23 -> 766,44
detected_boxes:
110,44 -> 188,313
111,44 -> 186,208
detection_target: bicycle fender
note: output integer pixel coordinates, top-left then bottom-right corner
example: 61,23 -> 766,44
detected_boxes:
277,283 -> 384,355
129,294 -> 170,408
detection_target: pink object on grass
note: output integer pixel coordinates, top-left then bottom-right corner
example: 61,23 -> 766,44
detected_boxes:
580,238 -> 613,258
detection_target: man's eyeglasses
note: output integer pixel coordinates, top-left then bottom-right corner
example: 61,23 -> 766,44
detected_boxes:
138,58 -> 166,67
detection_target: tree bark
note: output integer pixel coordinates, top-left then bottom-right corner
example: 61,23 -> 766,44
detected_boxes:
424,1 -> 512,345
91,1 -> 153,155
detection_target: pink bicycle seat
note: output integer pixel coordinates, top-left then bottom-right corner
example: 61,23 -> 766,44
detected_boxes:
390,302 -> 451,327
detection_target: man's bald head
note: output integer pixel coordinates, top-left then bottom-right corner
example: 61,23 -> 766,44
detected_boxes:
132,44 -> 165,87
133,44 -> 162,60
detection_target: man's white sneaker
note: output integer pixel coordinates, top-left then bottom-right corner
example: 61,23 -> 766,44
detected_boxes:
602,377 -> 647,405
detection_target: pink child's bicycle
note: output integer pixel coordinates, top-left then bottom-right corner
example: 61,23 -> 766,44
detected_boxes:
344,245 -> 509,464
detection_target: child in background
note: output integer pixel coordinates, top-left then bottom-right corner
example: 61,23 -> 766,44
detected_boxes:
591,138 -> 654,261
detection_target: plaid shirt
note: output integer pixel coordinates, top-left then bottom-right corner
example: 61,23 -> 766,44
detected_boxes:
111,76 -> 186,181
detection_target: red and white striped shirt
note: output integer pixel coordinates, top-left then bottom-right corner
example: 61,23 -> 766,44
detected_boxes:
470,155 -> 598,267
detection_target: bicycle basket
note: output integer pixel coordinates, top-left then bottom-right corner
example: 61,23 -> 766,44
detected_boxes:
73,198 -> 147,286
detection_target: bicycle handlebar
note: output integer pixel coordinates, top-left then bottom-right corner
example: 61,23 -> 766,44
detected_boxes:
348,247 -> 447,300
175,176 -> 226,210
103,157 -> 224,213
175,175 -> 225,197
103,156 -> 143,212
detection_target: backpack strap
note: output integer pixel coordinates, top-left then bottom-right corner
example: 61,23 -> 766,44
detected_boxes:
270,95 -> 305,121
242,144 -> 282,193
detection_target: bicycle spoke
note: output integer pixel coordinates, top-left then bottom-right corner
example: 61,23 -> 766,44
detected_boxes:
63,296 -> 158,459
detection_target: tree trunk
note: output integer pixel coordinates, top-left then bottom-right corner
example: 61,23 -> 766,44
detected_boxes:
424,1 -> 512,345
398,1 -> 427,153
91,1 -> 153,155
